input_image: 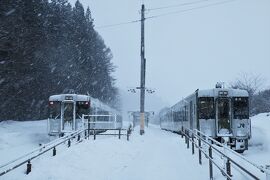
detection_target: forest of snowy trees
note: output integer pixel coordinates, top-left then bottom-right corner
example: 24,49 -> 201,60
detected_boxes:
0,0 -> 119,120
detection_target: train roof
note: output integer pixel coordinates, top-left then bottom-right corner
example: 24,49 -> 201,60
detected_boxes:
170,88 -> 249,110
198,88 -> 248,97
49,94 -> 121,115
49,94 -> 90,101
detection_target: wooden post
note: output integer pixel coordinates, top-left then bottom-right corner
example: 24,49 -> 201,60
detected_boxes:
198,135 -> 202,165
94,129 -> 96,140
68,139 -> 71,147
88,117 -> 90,138
118,129 -> 121,139
209,147 -> 213,180
139,4 -> 146,136
26,161 -> 31,174
53,147 -> 56,156
187,134 -> 190,149
77,134 -> 80,142
181,126 -> 184,138
192,134 -> 195,155
226,159 -> 231,180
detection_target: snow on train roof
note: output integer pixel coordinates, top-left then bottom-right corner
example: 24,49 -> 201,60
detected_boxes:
198,88 -> 248,97
170,88 -> 249,110
49,94 -> 120,114
49,94 -> 90,101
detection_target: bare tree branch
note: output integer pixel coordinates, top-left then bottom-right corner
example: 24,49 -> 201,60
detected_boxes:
230,72 -> 264,96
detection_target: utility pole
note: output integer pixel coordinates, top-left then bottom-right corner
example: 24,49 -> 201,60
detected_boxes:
140,4 -> 146,135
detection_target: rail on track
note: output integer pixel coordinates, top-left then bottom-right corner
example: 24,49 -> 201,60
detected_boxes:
179,127 -> 270,180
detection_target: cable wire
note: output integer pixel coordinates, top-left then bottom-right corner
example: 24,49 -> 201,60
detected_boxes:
95,19 -> 141,29
147,0 -> 212,11
95,0 -> 236,29
146,0 -> 236,20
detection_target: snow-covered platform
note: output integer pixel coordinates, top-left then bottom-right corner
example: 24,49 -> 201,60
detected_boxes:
1,113 -> 270,180
0,120 -> 50,167
3,125 -> 209,180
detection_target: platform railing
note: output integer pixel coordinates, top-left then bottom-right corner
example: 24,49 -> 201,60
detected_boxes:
82,114 -> 131,141
0,118 -> 131,177
180,127 -> 270,180
0,129 -> 86,177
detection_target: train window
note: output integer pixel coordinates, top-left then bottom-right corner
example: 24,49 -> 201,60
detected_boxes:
233,97 -> 249,119
63,103 -> 73,122
173,111 -> 181,122
49,101 -> 61,119
184,106 -> 188,121
76,101 -> 90,118
198,97 -> 215,119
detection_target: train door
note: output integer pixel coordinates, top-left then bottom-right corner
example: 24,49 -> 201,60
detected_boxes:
61,101 -> 75,132
48,101 -> 61,135
216,98 -> 232,136
190,101 -> 193,129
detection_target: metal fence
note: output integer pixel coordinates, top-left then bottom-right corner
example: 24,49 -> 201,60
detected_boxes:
0,125 -> 132,177
180,127 -> 270,180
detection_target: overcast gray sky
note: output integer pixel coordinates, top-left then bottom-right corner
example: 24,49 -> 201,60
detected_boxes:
70,0 -> 270,106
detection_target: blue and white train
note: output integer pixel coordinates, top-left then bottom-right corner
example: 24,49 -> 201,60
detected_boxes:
47,94 -> 122,136
160,86 -> 251,153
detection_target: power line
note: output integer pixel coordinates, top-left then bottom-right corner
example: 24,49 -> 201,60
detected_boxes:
146,0 -> 236,20
95,0 -> 236,29
95,19 -> 141,29
147,0 -> 212,11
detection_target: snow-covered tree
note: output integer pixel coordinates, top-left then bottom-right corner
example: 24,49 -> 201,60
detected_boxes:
0,0 -> 119,120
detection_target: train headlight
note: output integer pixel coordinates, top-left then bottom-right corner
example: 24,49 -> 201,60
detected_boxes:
65,96 -> 73,100
219,91 -> 228,96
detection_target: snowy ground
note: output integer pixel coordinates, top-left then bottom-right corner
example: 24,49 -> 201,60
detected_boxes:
2,125 -> 210,180
1,113 -> 270,180
245,113 -> 270,162
0,120 -> 50,167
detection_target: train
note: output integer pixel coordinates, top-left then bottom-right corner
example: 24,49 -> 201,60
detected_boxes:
159,85 -> 251,153
47,94 -> 122,136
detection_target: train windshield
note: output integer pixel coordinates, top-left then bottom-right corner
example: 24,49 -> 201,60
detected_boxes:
233,97 -> 249,119
76,102 -> 90,118
198,97 -> 215,119
63,102 -> 74,131
49,101 -> 61,119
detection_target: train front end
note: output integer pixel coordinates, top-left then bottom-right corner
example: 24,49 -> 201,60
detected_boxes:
198,89 -> 251,152
48,94 -> 90,136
